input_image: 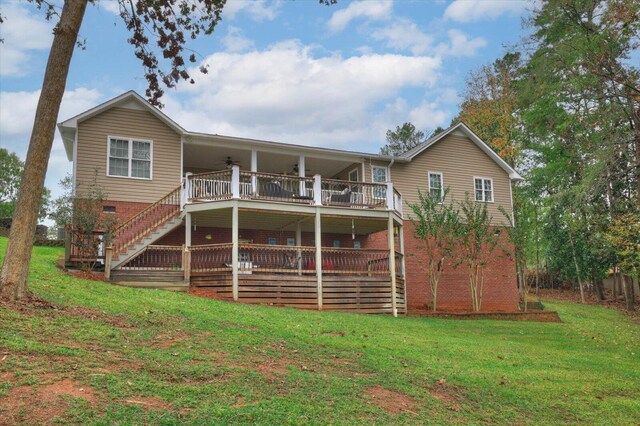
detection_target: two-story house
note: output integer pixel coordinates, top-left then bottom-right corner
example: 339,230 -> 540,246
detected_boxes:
58,91 -> 521,315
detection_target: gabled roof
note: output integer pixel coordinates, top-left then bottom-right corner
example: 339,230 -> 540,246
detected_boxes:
58,91 -> 522,181
401,122 -> 522,180
58,91 -> 187,160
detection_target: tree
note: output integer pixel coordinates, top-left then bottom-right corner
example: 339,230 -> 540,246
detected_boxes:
408,189 -> 460,311
380,122 -> 429,156
0,0 -> 336,302
453,53 -> 522,166
0,148 -> 50,221
605,211 -> 640,311
457,195 -> 500,312
48,174 -> 73,229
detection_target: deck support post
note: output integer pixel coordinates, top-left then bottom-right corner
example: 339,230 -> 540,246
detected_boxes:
397,218 -> 406,313
388,214 -> 398,317
104,246 -> 112,280
231,165 -> 241,199
315,209 -> 323,310
185,213 -> 192,247
313,175 -> 322,206
298,155 -> 306,196
296,221 -> 302,276
386,182 -> 394,210
250,150 -> 258,194
182,244 -> 190,283
232,204 -> 239,301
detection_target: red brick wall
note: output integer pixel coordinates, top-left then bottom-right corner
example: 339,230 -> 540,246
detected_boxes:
99,200 -> 152,225
364,221 -> 519,313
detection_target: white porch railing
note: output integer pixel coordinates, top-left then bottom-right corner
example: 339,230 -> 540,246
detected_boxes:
184,165 -> 403,214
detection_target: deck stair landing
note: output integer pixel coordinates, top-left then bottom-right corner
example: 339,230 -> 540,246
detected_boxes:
111,217 -> 183,269
110,270 -> 188,291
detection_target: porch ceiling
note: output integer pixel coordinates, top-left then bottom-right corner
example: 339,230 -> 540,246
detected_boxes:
183,143 -> 356,177
189,209 -> 388,235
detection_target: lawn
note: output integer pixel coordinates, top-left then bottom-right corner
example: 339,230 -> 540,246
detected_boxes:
1,237 -> 639,425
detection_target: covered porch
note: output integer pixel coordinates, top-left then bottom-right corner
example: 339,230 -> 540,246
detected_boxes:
113,206 -> 406,315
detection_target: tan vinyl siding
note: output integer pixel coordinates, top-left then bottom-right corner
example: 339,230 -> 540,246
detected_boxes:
390,134 -> 512,222
333,163 -> 362,181
75,107 -> 181,203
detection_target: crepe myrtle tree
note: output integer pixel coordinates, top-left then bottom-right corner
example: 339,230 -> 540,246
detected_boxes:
408,189 -> 460,312
0,0 -> 338,302
456,194 -> 500,312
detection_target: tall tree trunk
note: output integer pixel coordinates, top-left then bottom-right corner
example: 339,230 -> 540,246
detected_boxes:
594,278 -> 605,302
622,275 -> 636,311
0,0 -> 88,302
568,230 -> 585,303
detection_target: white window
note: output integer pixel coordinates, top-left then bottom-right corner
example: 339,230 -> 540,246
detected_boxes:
287,238 -> 295,246
474,177 -> 493,202
372,166 -> 388,199
428,172 -> 443,202
107,137 -> 152,179
348,168 -> 359,182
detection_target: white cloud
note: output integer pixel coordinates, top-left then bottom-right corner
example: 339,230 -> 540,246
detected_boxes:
408,101 -> 450,129
165,40 -> 443,151
0,2 -> 53,76
221,26 -> 255,53
436,29 -> 486,57
223,0 -> 281,21
97,0 -> 120,15
444,0 -> 528,23
0,88 -> 103,209
327,0 -> 392,33
371,18 -> 433,55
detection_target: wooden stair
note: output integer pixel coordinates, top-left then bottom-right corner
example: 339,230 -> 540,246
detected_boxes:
109,270 -> 188,291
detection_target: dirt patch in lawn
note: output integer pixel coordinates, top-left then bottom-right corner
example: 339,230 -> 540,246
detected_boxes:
0,377 -> 99,424
4,294 -> 133,328
152,330 -> 190,348
365,385 -> 418,415
429,380 -> 465,411
65,269 -> 107,282
255,357 -> 290,380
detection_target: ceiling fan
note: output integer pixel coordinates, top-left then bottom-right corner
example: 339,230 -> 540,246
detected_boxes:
292,163 -> 311,174
219,156 -> 241,168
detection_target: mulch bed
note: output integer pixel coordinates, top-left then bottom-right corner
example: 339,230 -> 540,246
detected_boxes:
409,311 -> 562,322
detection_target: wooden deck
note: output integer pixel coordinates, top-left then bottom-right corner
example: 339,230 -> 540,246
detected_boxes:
191,273 -> 406,314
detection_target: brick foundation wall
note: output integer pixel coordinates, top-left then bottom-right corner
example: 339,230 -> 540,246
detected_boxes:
99,200 -> 152,225
364,221 -> 519,313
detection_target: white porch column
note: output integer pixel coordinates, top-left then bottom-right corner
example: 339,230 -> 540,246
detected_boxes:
232,204 -> 239,301
397,218 -> 406,313
388,214 -> 398,317
231,165 -> 241,199
185,212 -> 192,247
386,182 -> 394,210
296,221 -> 302,276
313,175 -> 322,206
250,150 -> 258,194
315,209 -> 323,310
181,172 -> 192,210
298,155 -> 306,196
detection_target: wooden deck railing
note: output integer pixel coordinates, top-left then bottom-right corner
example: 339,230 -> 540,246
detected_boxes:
318,247 -> 391,274
111,185 -> 181,256
184,166 -> 401,213
190,243 -> 232,273
119,245 -> 183,270
238,243 -> 316,274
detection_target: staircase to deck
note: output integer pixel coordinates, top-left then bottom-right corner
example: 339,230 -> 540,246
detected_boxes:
110,185 -> 183,270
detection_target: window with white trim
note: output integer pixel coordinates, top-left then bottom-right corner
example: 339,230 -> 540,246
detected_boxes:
428,172 -> 443,202
108,137 -> 152,179
348,168 -> 359,182
372,166 -> 388,199
474,177 -> 493,202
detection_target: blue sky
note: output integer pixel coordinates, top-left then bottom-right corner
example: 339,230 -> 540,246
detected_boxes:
0,0 -> 533,209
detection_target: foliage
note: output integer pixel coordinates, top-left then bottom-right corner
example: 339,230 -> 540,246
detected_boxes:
606,211 -> 640,276
0,148 -> 50,221
71,173 -> 118,271
1,237 -> 639,424
380,122 -> 429,156
453,53 -> 522,165
456,195 -> 500,312
408,189 -> 460,311
48,174 -> 73,229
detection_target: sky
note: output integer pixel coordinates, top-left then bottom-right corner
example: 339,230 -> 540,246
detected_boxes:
0,0 -> 534,219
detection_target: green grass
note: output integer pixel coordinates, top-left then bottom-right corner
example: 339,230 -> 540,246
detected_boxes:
1,236 -> 639,425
